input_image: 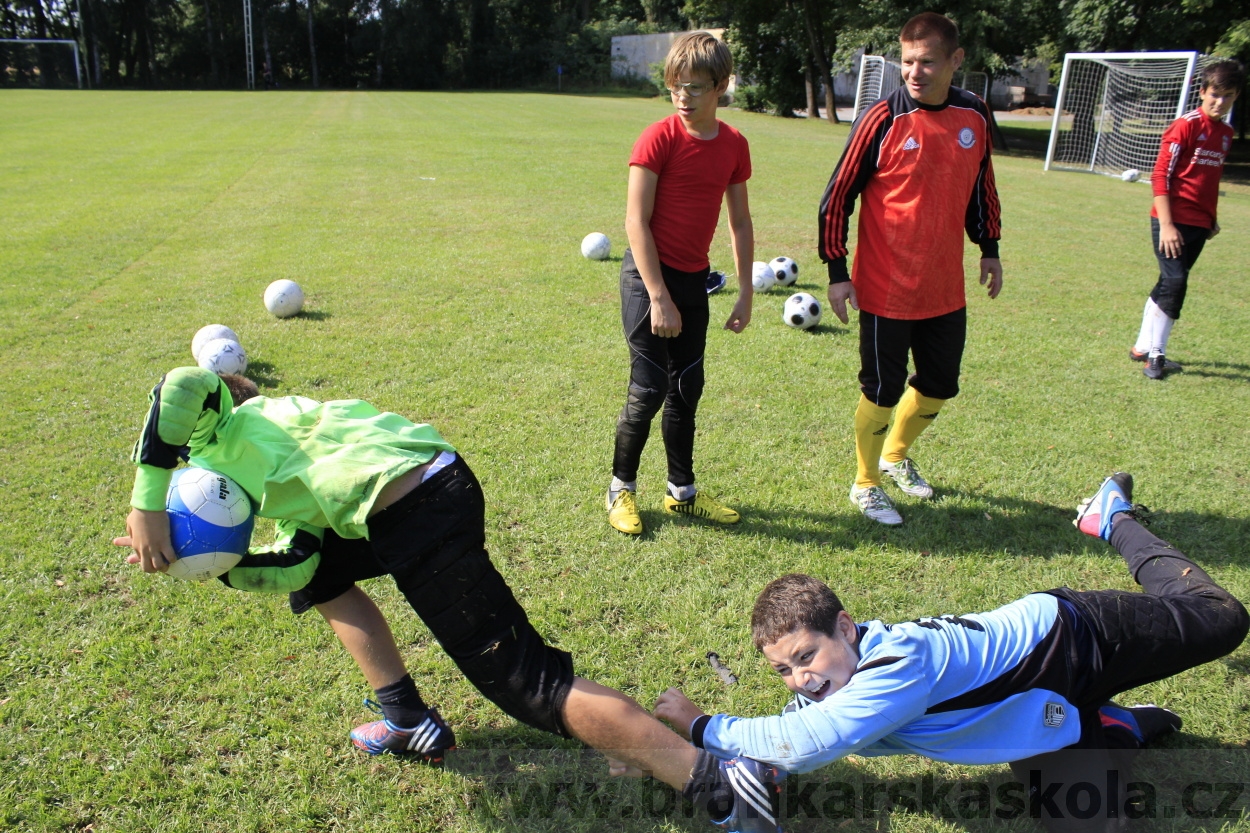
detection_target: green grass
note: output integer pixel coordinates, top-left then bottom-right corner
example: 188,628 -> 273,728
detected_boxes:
2,89 -> 1249,832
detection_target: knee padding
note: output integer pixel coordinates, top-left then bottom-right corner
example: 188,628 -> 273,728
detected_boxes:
622,378 -> 666,424
674,359 -> 705,410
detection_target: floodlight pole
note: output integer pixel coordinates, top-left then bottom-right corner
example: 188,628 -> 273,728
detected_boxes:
243,0 -> 255,90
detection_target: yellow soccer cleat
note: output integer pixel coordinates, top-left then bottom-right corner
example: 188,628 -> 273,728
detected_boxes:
607,489 -> 643,535
663,490 -> 740,524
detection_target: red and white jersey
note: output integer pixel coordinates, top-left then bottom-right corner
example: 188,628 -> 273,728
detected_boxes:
1151,109 -> 1232,229
819,87 -> 1001,320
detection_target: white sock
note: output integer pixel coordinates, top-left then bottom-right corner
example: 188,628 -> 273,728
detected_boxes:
1149,309 -> 1176,357
1134,298 -> 1158,354
668,482 -> 696,501
609,477 -> 636,500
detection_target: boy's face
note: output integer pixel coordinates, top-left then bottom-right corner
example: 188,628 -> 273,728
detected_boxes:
668,69 -> 726,128
761,615 -> 860,702
900,37 -> 964,106
1200,84 -> 1238,121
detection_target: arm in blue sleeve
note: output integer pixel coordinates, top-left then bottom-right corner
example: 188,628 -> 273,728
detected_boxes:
700,657 -> 929,773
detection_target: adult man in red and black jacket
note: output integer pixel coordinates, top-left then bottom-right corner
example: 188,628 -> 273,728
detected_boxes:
818,12 -> 1003,526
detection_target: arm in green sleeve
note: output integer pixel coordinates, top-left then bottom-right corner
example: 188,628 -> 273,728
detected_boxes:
218,523 -> 325,594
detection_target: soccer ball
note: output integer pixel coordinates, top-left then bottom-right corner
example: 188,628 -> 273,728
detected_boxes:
784,293 -> 823,329
264,279 -> 305,318
191,324 -> 240,362
198,338 -> 248,375
581,232 -> 611,260
751,261 -> 776,292
770,257 -> 800,287
165,467 -> 254,581
1121,169 -> 1141,182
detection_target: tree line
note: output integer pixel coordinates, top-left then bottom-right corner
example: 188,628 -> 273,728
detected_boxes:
4,0 -> 1249,104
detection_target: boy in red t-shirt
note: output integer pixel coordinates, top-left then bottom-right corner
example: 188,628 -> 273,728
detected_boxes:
1131,60 -> 1243,380
606,30 -> 755,535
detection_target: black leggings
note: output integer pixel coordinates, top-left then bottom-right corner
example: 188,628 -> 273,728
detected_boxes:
857,307 -> 966,408
1011,519 -> 1248,832
1148,217 -> 1208,320
290,457 -> 575,737
612,248 -> 710,487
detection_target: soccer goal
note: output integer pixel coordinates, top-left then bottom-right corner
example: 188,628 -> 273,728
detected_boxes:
1044,52 -> 1225,180
0,38 -> 82,88
854,57 -> 991,119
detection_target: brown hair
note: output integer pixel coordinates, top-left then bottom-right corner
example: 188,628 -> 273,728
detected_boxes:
1202,59 -> 1245,94
751,574 -> 846,650
220,373 -> 260,404
663,30 -> 733,89
899,12 -> 960,56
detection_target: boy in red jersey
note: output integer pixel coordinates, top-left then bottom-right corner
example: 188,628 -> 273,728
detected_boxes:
1131,60 -> 1243,380
817,12 -> 1002,526
607,30 -> 755,535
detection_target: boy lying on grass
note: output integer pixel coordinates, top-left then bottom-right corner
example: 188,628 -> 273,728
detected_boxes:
654,473 -> 1248,832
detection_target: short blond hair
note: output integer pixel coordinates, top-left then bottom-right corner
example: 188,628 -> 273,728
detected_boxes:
663,31 -> 733,89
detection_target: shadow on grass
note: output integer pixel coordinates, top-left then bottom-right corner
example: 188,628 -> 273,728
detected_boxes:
294,309 -> 332,321
245,359 -> 282,389
1179,360 -> 1250,383
652,487 -> 1250,570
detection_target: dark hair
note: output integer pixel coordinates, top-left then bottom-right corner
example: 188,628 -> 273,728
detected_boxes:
899,12 -> 960,56
751,574 -> 846,650
220,372 -> 260,404
1202,59 -> 1245,93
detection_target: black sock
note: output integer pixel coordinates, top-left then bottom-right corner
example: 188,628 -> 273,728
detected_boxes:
374,674 -> 428,728
681,749 -> 735,820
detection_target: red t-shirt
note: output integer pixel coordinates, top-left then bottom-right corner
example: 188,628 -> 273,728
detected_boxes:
1151,109 -> 1232,229
818,88 -> 1001,320
629,114 -> 752,272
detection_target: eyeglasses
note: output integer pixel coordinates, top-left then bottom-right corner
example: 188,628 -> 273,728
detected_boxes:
667,82 -> 713,98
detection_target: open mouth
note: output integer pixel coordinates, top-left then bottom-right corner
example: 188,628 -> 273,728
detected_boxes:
805,679 -> 832,699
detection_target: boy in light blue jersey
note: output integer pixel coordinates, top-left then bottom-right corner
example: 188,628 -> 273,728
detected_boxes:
655,473 -> 1248,832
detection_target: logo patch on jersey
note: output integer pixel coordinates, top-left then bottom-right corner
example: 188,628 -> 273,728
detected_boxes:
1198,132 -> 1207,142
1044,703 -> 1066,728
903,137 -> 920,151
958,127 -> 976,149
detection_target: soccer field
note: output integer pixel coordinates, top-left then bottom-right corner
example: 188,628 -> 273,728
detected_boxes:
2,90 -> 1248,832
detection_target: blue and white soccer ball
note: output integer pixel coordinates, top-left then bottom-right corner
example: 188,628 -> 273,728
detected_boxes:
581,232 -> 611,260
165,467 -> 254,581
784,292 -> 822,330
770,257 -> 800,287
751,261 -> 776,292
197,338 -> 248,375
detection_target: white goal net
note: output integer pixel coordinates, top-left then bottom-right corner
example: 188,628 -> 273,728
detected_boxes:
0,38 -> 82,88
1044,52 -> 1228,180
854,56 -> 990,119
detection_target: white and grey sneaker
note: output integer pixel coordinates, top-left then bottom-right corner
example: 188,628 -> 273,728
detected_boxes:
850,484 -> 903,525
879,457 -> 934,499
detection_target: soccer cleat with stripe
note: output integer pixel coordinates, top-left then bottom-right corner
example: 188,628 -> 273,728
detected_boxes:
350,702 -> 456,763
607,489 -> 643,535
1074,473 -> 1136,541
879,457 -> 934,499
1130,349 -> 1181,372
1099,702 -> 1182,747
711,757 -> 786,833
665,491 -> 741,524
850,484 -> 902,525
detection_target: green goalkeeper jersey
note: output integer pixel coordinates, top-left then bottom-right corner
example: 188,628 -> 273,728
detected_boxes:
130,367 -> 456,592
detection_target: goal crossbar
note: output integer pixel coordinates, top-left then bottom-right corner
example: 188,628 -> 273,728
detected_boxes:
0,38 -> 82,88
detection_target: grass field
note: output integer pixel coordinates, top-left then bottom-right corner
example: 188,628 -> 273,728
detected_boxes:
2,89 -> 1249,833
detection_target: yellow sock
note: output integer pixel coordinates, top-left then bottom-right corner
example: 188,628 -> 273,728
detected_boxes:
854,395 -> 893,489
882,388 -> 946,464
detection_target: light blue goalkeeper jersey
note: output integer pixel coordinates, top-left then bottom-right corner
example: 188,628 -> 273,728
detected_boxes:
700,593 -> 1086,771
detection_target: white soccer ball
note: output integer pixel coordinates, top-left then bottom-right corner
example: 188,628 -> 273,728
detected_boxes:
581,232 -> 611,260
264,279 -> 305,318
770,257 -> 800,287
1121,169 -> 1141,182
191,324 -> 240,362
784,292 -> 823,330
165,467 -> 254,581
198,338 -> 248,375
751,261 -> 776,292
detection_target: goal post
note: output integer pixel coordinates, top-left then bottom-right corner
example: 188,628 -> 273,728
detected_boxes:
0,38 -> 82,88
1043,51 -> 1227,180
